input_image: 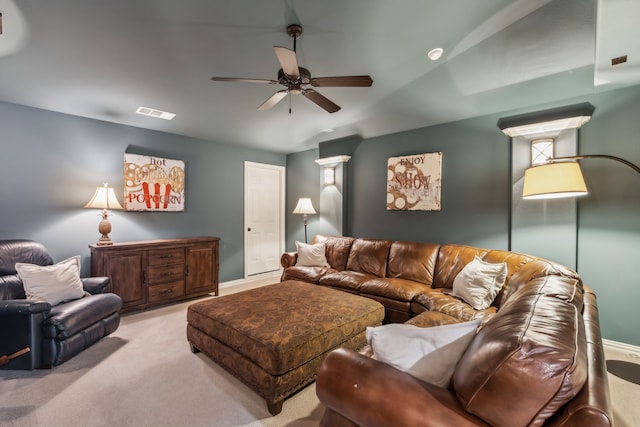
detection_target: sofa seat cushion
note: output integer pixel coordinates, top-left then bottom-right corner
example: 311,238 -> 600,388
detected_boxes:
281,266 -> 337,284
359,277 -> 430,302
407,310 -> 462,328
319,271 -> 377,293
453,275 -> 587,427
42,293 -> 123,340
413,288 -> 496,321
360,294 -> 411,313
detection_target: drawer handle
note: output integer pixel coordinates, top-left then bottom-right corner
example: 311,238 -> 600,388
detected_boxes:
159,289 -> 173,295
160,272 -> 174,277
159,255 -> 174,259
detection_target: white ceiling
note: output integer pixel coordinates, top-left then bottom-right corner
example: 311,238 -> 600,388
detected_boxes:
0,0 -> 638,153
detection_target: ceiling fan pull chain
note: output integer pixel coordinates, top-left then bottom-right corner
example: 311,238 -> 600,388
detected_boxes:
289,93 -> 292,114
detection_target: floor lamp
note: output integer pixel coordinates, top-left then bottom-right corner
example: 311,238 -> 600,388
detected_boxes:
293,198 -> 316,243
522,154 -> 640,199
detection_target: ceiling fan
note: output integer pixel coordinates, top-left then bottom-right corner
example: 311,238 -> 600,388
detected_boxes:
210,24 -> 373,114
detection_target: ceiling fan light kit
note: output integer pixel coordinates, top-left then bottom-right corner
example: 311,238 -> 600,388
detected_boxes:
211,24 -> 373,114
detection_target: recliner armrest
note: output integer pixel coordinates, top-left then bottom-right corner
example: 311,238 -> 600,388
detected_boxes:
81,277 -> 110,294
0,299 -> 51,315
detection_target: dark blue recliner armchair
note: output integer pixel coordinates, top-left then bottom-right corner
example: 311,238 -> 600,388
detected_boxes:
0,239 -> 122,369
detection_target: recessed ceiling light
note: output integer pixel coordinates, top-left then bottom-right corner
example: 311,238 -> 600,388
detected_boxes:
427,48 -> 444,61
320,128 -> 335,133
136,106 -> 176,120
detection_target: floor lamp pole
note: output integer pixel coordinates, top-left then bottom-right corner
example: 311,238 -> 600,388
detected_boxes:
303,214 -> 309,243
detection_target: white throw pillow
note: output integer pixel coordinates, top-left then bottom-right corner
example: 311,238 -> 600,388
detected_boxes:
16,255 -> 85,306
295,241 -> 329,267
366,319 -> 481,388
452,256 -> 507,310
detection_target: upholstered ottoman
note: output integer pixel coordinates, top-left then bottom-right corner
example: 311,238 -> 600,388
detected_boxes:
186,280 -> 384,415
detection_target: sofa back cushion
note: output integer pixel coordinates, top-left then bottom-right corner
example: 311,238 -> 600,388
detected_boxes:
0,239 -> 53,300
433,244 -> 488,289
480,249 -> 535,309
386,241 -> 439,286
346,238 -> 392,277
311,235 -> 355,271
453,275 -> 588,427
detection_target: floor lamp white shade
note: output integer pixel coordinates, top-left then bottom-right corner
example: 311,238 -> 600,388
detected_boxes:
522,162 -> 588,199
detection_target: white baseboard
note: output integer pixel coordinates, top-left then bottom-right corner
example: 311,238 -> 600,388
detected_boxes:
603,338 -> 640,356
219,270 -> 281,289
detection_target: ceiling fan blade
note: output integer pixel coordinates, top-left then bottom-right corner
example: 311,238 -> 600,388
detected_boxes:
211,77 -> 278,84
273,46 -> 299,78
302,89 -> 341,113
257,90 -> 288,111
310,75 -> 373,87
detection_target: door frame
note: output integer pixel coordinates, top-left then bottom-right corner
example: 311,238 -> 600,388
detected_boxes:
244,161 -> 286,278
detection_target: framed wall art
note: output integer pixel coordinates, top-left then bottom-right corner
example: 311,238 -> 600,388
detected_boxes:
387,152 -> 442,211
124,153 -> 185,212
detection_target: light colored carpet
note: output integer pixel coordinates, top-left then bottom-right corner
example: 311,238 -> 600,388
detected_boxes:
1,278 -> 638,426
0,280 -> 325,427
602,344 -> 640,427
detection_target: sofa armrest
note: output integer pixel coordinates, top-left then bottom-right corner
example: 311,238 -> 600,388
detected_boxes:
0,299 -> 51,315
81,277 -> 110,295
280,251 -> 298,269
316,348 -> 490,427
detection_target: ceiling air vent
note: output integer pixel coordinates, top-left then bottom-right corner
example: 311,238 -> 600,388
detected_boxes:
135,106 -> 176,120
611,55 -> 628,66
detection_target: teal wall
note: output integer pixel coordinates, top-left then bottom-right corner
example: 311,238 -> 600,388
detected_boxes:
285,85 -> 640,346
578,88 -> 640,345
0,101 -> 285,282
2,83 -> 638,344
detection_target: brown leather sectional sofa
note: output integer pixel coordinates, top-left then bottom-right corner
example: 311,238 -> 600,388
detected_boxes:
280,235 -> 612,427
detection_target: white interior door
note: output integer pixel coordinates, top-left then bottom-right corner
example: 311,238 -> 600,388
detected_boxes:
244,162 -> 285,277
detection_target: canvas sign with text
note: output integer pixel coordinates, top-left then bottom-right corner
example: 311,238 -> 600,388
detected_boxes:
124,154 -> 185,211
387,152 -> 442,211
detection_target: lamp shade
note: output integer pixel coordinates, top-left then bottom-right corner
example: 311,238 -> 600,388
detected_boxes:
84,183 -> 124,210
292,198 -> 316,215
522,162 -> 588,200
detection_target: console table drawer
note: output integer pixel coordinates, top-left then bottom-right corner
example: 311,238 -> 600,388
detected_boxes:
148,248 -> 185,266
148,281 -> 185,303
148,264 -> 184,284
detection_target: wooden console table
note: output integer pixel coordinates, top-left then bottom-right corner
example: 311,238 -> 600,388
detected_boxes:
90,237 -> 219,312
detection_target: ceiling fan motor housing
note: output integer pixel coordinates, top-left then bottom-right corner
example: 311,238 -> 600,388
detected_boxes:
278,67 -> 311,86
